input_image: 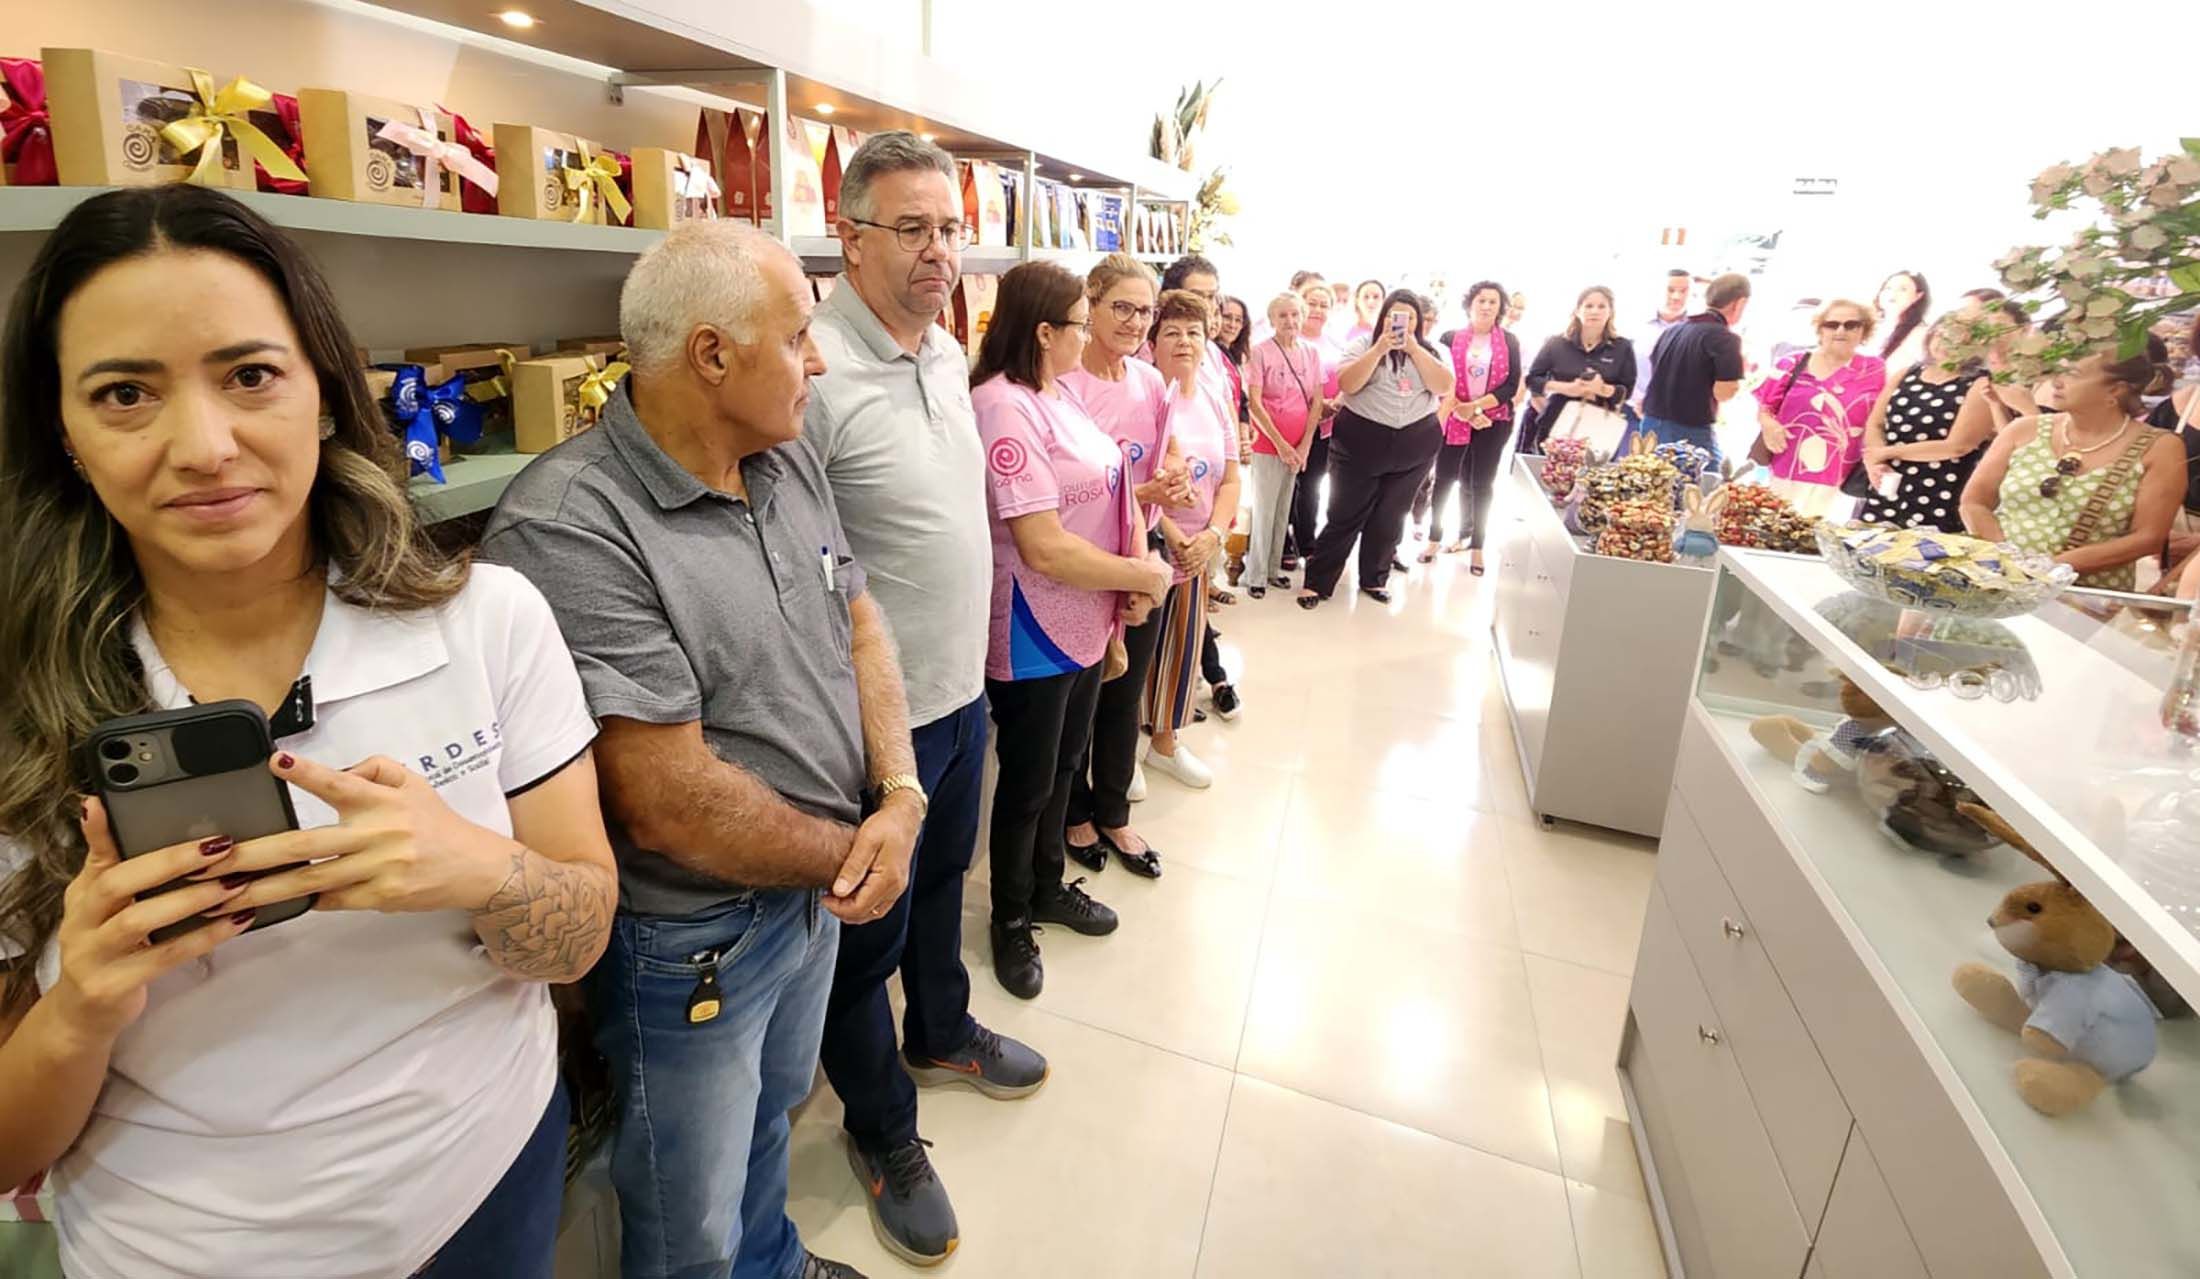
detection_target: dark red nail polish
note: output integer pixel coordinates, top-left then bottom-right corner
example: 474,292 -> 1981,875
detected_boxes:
228,910 -> 257,927
219,874 -> 249,891
199,837 -> 233,857
276,753 -> 295,769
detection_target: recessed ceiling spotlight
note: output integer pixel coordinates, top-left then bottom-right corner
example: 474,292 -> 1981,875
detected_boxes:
1068,172 -> 1083,182
919,132 -> 936,143
496,8 -> 537,29
814,103 -> 837,116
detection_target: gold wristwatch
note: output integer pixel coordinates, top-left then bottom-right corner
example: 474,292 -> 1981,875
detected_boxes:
872,773 -> 929,817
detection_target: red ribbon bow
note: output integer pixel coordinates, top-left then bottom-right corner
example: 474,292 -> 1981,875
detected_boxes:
255,92 -> 309,196
442,107 -> 500,214
0,57 -> 56,186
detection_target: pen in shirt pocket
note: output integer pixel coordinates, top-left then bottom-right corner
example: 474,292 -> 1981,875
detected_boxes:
820,544 -> 835,591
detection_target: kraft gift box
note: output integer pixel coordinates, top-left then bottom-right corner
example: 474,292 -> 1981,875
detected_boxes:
298,90 -> 462,210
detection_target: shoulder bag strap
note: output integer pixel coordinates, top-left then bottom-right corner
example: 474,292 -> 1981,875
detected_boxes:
1270,338 -> 1315,409
2063,426 -> 2160,553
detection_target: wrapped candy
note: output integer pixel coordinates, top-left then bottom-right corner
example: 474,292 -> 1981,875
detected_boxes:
1540,437 -> 1592,500
1576,450 -> 1679,534
1715,482 -> 1821,551
1653,440 -> 1710,508
1597,497 -> 1676,562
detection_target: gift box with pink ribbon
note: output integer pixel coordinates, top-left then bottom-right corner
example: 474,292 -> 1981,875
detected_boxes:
298,91 -> 494,212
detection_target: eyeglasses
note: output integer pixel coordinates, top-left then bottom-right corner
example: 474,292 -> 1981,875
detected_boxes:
2039,454 -> 2081,499
849,218 -> 974,252
1819,319 -> 1865,333
1046,317 -> 1092,337
1108,300 -> 1156,325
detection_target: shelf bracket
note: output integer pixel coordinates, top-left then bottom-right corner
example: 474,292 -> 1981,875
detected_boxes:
607,67 -> 775,105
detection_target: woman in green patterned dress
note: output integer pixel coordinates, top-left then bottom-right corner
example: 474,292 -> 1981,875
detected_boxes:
1960,348 -> 2186,591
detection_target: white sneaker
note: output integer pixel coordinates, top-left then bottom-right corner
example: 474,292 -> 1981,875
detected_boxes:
1145,743 -> 1213,789
1128,763 -> 1148,803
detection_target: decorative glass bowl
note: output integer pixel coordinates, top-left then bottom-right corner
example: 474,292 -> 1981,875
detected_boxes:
1814,523 -> 2076,619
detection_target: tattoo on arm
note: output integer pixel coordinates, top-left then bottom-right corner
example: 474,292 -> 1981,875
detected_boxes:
471,848 -> 616,982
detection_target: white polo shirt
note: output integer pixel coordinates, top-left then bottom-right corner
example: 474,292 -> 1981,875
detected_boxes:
1,564 -> 597,1279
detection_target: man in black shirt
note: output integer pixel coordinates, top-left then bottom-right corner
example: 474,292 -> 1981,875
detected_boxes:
1636,272 -> 1752,466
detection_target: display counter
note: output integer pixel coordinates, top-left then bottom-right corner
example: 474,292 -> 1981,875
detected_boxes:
1623,548 -> 2200,1278
1491,454 -> 1714,836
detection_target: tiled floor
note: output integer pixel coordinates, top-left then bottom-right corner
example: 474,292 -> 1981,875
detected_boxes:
786,541 -> 1670,1278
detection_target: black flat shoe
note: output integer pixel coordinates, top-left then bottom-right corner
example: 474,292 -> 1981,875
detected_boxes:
1296,594 -> 1322,611
1247,585 -> 1266,599
1270,576 -> 1292,589
1360,586 -> 1393,604
1095,831 -> 1163,879
1470,563 -> 1487,577
1066,840 -> 1107,873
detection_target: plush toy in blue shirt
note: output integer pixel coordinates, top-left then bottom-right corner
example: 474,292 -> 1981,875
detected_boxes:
1953,805 -> 2160,1116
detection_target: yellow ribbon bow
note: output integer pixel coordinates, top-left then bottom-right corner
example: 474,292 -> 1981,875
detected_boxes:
467,350 -> 518,404
159,68 -> 307,188
561,141 -> 631,226
575,360 -> 631,426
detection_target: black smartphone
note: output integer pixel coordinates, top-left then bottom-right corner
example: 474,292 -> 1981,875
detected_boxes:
80,700 -> 310,942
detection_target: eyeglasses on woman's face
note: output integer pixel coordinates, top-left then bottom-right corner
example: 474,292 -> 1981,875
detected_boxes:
1045,317 -> 1092,337
850,218 -> 974,253
1819,318 -> 1865,333
1106,299 -> 1155,325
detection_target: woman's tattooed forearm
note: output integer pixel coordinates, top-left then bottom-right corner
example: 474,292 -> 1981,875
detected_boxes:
472,848 -> 614,981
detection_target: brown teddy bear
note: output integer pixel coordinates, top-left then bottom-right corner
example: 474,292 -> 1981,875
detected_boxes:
1749,675 -> 1895,793
1951,805 -> 2160,1117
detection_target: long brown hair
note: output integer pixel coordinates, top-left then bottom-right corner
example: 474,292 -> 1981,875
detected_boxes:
972,260 -> 1085,391
0,185 -> 466,1011
1561,286 -> 1621,346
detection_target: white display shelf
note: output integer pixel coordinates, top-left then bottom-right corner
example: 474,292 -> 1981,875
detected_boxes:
408,451 -> 537,523
0,184 -> 666,255
1715,549 -> 2200,1012
1701,707 -> 2200,1279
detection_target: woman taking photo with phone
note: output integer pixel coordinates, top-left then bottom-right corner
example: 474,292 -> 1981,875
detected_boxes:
1297,287 -> 1456,608
0,185 -> 615,1279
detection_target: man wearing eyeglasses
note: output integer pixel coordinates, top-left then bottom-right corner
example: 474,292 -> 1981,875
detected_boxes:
802,130 -> 1048,1267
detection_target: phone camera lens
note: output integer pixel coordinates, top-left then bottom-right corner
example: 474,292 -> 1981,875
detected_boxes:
107,763 -> 140,787
100,738 -> 133,762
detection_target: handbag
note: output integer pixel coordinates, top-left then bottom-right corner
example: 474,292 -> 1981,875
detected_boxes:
1547,399 -> 1629,456
1747,355 -> 1811,467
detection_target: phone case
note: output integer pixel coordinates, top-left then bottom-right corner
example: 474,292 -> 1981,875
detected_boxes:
82,700 -> 308,942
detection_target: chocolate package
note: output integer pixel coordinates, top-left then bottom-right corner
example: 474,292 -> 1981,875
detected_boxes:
45,47 -> 263,189
492,123 -> 624,224
628,147 -> 717,229
401,342 -> 527,434
513,352 -> 609,453
777,112 -> 827,236
298,91 -> 463,210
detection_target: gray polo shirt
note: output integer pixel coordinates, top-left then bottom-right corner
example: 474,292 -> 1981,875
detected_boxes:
481,386 -> 868,918
1340,335 -> 1446,427
803,281 -> 989,727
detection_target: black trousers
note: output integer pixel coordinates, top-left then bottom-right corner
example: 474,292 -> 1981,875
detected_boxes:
1200,625 -> 1227,686
1287,426 -> 1333,554
1432,423 -> 1514,548
986,663 -> 1103,924
1302,409 -> 1444,597
1067,613 -> 1162,832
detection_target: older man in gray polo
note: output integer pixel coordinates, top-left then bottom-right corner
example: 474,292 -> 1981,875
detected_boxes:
803,130 -> 1046,1267
483,222 -> 908,1279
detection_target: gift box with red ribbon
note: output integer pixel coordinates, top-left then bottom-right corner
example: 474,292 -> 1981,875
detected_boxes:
0,56 -> 56,186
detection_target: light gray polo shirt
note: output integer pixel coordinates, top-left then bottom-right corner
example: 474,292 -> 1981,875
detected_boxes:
803,279 -> 989,727
1340,335 -> 1446,427
481,386 -> 868,918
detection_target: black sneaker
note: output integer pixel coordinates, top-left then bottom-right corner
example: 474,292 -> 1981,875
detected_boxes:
1210,682 -> 1242,721
1032,877 -> 1119,936
799,1251 -> 870,1279
846,1137 -> 958,1266
906,1023 -> 1051,1099
991,917 -> 1043,999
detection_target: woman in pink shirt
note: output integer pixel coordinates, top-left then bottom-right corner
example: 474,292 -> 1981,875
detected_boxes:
1058,254 -> 1192,880
1754,298 -> 1889,518
972,261 -> 1173,998
1244,291 -> 1326,596
1143,290 -> 1242,792
1288,274 -> 1346,565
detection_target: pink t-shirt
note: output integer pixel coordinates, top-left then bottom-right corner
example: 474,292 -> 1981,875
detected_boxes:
973,376 -> 1131,680
1161,380 -> 1234,582
1247,338 -> 1320,453
1058,359 -> 1169,489
1752,353 -> 1889,490
1304,327 -> 1346,437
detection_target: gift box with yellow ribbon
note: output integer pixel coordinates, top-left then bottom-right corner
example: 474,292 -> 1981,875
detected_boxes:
298,91 -> 484,211
628,146 -> 718,230
45,48 -> 300,190
492,123 -> 627,225
512,353 -> 628,452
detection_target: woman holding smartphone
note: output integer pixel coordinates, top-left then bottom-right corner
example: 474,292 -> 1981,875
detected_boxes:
0,186 -> 616,1279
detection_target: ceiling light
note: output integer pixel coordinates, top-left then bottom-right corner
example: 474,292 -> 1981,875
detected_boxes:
814,103 -> 836,117
919,132 -> 936,143
1068,172 -> 1083,182
495,8 -> 537,29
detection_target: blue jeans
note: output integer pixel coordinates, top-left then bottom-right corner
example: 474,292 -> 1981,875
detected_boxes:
1632,414 -> 1721,470
416,1079 -> 569,1278
821,694 -> 988,1152
590,888 -> 840,1279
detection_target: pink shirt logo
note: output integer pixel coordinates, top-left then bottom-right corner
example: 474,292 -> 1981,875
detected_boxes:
989,437 -> 1031,479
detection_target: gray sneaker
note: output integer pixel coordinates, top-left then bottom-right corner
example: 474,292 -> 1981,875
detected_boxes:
904,1023 -> 1051,1100
845,1135 -> 959,1267
798,1252 -> 869,1279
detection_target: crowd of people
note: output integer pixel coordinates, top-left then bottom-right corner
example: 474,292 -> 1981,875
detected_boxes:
3,124 -> 2199,1279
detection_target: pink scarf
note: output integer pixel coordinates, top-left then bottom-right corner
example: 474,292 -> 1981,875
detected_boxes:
1447,326 -> 1509,443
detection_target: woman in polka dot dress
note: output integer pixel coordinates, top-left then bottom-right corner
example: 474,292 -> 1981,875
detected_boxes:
1860,317 -> 1995,531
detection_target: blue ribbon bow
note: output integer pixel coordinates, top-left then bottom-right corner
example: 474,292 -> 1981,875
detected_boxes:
380,363 -> 484,483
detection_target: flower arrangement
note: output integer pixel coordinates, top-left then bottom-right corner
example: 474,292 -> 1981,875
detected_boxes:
1186,166 -> 1238,252
1952,142 -> 2200,380
1151,80 -> 1220,172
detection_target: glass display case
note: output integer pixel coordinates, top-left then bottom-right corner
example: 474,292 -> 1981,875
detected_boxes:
1636,545 -> 2199,1279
